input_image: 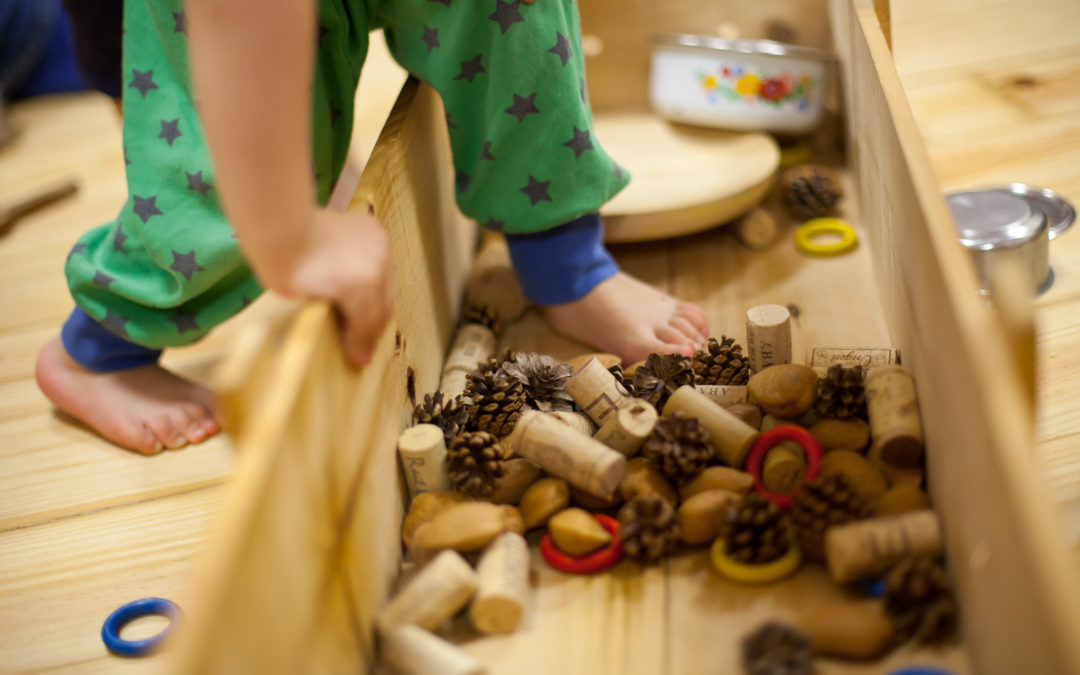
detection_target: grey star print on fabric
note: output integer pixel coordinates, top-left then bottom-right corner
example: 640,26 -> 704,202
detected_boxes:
562,127 -> 593,158
548,32 -> 573,66
240,296 -> 253,308
520,175 -> 552,206
67,243 -> 86,261
173,11 -> 187,35
318,25 -> 329,47
488,0 -> 524,34
505,93 -> 539,122
169,312 -> 200,334
484,217 -> 506,231
330,106 -> 343,127
123,146 -> 131,166
169,250 -> 206,281
113,227 -> 127,253
480,141 -> 495,161
185,170 -> 212,196
101,309 -> 129,337
456,170 -> 471,192
579,79 -> 587,103
446,112 -> 458,130
159,118 -> 182,146
92,270 -> 114,288
429,0 -> 451,6
422,25 -> 439,51
129,69 -> 158,98
132,195 -> 163,223
613,165 -> 626,181
454,55 -> 486,83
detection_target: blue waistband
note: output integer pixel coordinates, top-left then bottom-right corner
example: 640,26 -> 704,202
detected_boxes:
61,306 -> 161,372
504,213 -> 618,306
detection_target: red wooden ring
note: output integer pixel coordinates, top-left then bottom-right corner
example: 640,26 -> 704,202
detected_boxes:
540,514 -> 624,574
744,424 -> 823,508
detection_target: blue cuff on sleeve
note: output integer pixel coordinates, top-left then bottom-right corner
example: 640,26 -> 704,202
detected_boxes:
504,213 -> 619,306
61,307 -> 162,372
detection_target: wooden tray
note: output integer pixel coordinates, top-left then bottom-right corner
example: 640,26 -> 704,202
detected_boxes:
167,2 -> 1080,674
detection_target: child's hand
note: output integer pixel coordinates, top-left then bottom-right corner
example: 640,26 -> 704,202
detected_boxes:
283,209 -> 393,366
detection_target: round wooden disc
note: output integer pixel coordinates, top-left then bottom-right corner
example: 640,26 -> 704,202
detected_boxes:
596,112 -> 779,243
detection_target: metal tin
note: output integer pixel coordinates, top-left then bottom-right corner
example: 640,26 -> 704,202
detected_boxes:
946,189 -> 1051,295
991,183 -> 1075,240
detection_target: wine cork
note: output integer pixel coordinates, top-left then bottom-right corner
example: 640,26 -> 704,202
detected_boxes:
594,401 -> 658,457
397,424 -> 452,498
564,357 -> 631,426
695,384 -> 748,407
868,443 -> 924,489
547,410 -> 597,436
509,410 -> 626,499
380,624 -> 486,675
807,346 -> 895,370
824,510 -> 943,583
865,366 -> 924,467
662,385 -> 759,468
469,532 -> 530,635
735,208 -> 782,250
746,304 -> 792,373
439,369 -> 469,401
762,444 -> 806,495
439,323 -> 497,398
377,550 -> 479,631
465,232 -> 529,324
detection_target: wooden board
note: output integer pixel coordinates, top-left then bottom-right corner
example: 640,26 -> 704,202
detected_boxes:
596,112 -> 778,242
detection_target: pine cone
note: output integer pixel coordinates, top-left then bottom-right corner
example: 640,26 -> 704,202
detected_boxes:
781,165 -> 842,220
460,303 -> 501,336
789,474 -> 871,561
814,364 -> 867,419
633,352 -> 695,409
608,363 -> 635,397
692,336 -> 751,386
722,493 -> 792,565
447,431 -> 510,498
884,555 -> 959,645
412,391 -> 470,446
640,413 -> 712,484
618,494 -> 680,563
741,622 -> 813,675
464,364 -> 526,437
502,352 -> 575,412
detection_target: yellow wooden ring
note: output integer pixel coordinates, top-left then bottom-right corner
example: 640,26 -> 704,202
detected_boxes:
711,536 -> 802,584
779,141 -> 813,168
794,217 -> 858,257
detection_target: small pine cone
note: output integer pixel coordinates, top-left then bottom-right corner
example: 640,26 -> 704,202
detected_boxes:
464,365 -> 527,437
618,494 -> 680,563
813,364 -> 867,419
447,431 -> 510,498
722,493 -> 792,565
608,363 -> 635,397
789,474 -> 871,561
781,165 -> 842,220
412,391 -> 470,446
633,352 -> 695,409
692,336 -> 751,386
502,352 -> 575,412
460,303 -> 501,336
884,555 -> 959,645
741,622 -> 813,675
640,413 -> 712,484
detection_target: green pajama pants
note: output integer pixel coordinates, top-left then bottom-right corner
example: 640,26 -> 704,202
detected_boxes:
65,0 -> 628,349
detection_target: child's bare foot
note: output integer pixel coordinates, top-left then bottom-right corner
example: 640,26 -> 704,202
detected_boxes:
35,336 -> 221,455
543,272 -> 709,364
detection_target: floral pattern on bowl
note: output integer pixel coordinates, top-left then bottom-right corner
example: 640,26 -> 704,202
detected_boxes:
698,66 -> 816,111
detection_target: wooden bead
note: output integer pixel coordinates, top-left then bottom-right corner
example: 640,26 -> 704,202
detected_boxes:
402,491 -> 470,549
377,550 -> 479,631
594,401 -> 658,457
548,508 -> 612,556
380,624 -> 486,675
397,424 -> 453,498
509,410 -> 626,499
678,489 -> 740,545
413,502 -> 511,555
865,366 -> 925,467
745,304 -> 792,373
679,466 -> 755,501
662,385 -> 759,468
564,358 -> 632,426
734,207 -> 782,251
825,510 -> 943,583
470,532 -> 530,635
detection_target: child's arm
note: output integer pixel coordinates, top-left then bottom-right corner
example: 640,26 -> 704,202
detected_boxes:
188,0 -> 391,364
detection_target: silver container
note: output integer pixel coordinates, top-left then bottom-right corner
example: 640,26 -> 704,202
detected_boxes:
946,185 -> 1075,295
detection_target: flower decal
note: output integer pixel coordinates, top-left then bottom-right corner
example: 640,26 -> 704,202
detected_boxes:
697,64 -> 816,109
735,73 -> 761,96
759,78 -> 788,101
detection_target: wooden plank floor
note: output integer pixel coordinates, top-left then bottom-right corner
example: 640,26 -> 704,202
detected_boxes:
0,4 -> 1076,671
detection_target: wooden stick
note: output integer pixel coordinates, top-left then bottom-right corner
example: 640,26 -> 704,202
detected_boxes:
563,357 -> 632,426
594,401 -> 657,457
695,385 -> 748,407
509,410 -> 626,499
377,550 -> 479,631
745,304 -> 792,373
547,410 -> 597,437
0,179 -> 78,236
469,532 -> 530,635
380,624 -> 486,675
397,424 -> 452,498
465,233 -> 529,324
825,510 -> 943,583
865,366 -> 925,467
439,323 -> 497,398
662,385 -> 759,469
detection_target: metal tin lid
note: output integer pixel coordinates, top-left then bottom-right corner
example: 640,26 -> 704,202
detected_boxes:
652,33 -> 835,63
992,183 -> 1075,239
946,189 -> 1047,251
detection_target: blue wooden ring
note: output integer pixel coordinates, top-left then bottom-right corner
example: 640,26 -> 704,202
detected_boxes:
101,597 -> 181,657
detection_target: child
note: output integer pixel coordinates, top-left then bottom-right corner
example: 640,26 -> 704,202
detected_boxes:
36,0 -> 709,455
